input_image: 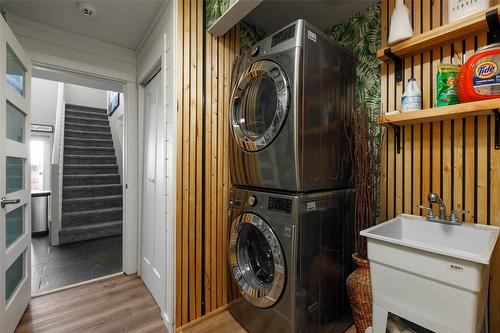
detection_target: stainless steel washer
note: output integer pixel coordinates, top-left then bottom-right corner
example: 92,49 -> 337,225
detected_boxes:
229,19 -> 356,192
228,187 -> 355,333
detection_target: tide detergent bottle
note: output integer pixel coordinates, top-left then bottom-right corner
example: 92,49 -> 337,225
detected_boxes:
458,43 -> 500,102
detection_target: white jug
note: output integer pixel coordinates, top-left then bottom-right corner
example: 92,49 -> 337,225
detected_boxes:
388,0 -> 414,45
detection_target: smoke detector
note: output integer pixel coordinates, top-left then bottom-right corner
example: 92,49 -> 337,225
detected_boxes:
78,2 -> 97,17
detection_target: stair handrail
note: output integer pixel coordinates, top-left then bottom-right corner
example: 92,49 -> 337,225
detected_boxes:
50,82 -> 65,245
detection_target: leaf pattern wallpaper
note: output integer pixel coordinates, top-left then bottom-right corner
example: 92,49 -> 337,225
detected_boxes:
239,21 -> 266,53
325,3 -> 382,221
325,3 -> 381,115
206,0 -> 233,27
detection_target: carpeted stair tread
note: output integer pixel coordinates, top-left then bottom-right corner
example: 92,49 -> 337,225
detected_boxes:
63,174 -> 120,186
63,164 -> 118,175
58,221 -> 122,244
64,155 -> 116,164
62,195 -> 122,212
65,109 -> 108,120
62,207 -> 123,227
65,122 -> 110,132
64,137 -> 114,147
63,194 -> 122,203
64,146 -> 115,155
63,184 -> 122,199
65,129 -> 112,139
65,115 -> 108,125
65,104 -> 107,114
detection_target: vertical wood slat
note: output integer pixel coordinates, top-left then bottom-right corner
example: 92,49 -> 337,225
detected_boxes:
181,0 -> 190,325
381,1 -> 499,330
176,0 -> 237,325
490,116 -> 500,333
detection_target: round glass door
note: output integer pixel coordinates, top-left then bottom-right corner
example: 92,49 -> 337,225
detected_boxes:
229,213 -> 286,308
230,60 -> 289,152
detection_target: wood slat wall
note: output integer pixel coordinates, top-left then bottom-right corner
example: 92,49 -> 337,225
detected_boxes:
176,0 -> 238,326
380,1 -> 500,330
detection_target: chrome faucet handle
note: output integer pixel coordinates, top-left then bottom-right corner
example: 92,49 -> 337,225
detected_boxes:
417,204 -> 436,218
449,209 -> 470,222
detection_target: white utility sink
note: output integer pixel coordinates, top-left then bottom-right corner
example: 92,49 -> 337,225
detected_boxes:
361,214 -> 499,333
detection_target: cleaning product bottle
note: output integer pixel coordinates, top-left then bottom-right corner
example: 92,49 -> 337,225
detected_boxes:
388,0 -> 414,45
401,77 -> 421,112
458,43 -> 500,103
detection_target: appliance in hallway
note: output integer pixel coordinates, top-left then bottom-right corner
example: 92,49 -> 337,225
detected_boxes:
228,187 -> 355,333
228,20 -> 356,333
229,19 -> 355,193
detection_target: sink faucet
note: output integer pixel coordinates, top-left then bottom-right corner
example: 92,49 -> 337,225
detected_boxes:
428,192 -> 446,220
418,193 -> 469,225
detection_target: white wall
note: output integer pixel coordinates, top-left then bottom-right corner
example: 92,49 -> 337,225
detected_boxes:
64,84 -> 107,109
108,92 -> 124,181
31,77 -> 59,126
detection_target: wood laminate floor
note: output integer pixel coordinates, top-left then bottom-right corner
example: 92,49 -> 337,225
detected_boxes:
15,274 -> 167,333
177,308 -> 357,333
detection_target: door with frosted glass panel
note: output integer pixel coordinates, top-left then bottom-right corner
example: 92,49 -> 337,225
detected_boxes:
0,16 -> 31,333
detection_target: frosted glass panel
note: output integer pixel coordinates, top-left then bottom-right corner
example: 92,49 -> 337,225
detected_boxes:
6,206 -> 23,248
6,157 -> 23,193
5,252 -> 24,301
6,102 -> 25,143
6,45 -> 25,96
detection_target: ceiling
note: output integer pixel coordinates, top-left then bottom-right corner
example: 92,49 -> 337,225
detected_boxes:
3,0 -> 164,50
244,0 -> 377,34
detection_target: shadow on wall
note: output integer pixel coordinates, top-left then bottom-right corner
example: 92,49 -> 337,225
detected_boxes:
107,91 -> 124,182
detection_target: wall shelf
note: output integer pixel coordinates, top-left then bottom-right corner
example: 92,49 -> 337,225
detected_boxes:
377,5 -> 500,63
380,98 -> 500,126
381,99 -> 500,153
207,0 -> 263,37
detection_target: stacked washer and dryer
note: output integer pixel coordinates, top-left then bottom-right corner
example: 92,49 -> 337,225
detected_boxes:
227,20 -> 356,333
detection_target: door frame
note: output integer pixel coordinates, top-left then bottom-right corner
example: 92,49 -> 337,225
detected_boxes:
137,54 -> 177,331
31,62 -> 139,276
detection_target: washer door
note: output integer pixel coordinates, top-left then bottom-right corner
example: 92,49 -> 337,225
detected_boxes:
230,60 -> 290,152
229,213 -> 286,308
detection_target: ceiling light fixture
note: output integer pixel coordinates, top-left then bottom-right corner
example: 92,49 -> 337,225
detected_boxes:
77,2 -> 97,18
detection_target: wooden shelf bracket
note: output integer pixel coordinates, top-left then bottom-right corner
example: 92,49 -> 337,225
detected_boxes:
494,109 -> 500,150
487,9 -> 500,44
384,48 -> 403,82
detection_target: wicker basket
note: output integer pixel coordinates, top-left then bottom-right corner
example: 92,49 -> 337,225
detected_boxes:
346,253 -> 372,333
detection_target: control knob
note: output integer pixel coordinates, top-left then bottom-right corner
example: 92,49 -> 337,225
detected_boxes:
247,195 -> 257,207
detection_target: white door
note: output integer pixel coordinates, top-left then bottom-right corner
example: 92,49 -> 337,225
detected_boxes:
141,72 -> 165,309
0,17 -> 32,333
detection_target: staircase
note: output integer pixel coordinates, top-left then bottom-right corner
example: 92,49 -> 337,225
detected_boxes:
59,104 -> 123,244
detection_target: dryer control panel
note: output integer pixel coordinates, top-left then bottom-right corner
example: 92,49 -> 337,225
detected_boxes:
268,197 -> 292,214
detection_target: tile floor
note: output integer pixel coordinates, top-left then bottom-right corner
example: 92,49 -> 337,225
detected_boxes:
31,235 -> 122,294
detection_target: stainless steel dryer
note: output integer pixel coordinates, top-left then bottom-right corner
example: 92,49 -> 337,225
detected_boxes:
230,20 -> 356,192
228,187 -> 355,333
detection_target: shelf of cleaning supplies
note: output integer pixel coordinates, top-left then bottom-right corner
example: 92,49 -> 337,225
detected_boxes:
380,98 -> 500,126
377,5 -> 500,63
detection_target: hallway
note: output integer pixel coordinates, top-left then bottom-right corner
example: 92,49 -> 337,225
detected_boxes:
16,274 -> 167,333
31,235 -> 122,294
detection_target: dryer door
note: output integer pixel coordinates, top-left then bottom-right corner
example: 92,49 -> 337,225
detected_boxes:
230,60 -> 289,152
229,213 -> 286,308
